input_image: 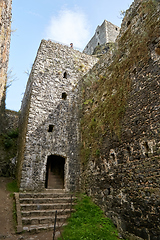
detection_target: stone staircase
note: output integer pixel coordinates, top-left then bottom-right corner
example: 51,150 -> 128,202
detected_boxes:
47,174 -> 64,189
14,190 -> 76,233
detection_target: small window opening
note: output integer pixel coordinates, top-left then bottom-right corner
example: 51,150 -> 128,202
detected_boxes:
127,21 -> 131,27
62,92 -> 67,100
116,27 -> 118,31
135,119 -> 139,125
127,146 -> 131,157
48,125 -> 54,132
111,153 -> 115,161
63,72 -> 67,79
132,68 -> 136,74
98,42 -> 100,45
143,142 -> 149,158
97,31 -> 99,34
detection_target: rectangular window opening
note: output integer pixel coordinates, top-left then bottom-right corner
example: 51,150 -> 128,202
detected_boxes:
48,125 -> 54,132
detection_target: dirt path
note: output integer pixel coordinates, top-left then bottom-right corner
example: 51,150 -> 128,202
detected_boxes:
0,177 -> 58,240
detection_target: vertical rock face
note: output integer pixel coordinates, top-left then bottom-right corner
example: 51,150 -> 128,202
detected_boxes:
17,40 -> 98,192
0,0 -> 12,132
83,20 -> 120,55
80,0 -> 160,239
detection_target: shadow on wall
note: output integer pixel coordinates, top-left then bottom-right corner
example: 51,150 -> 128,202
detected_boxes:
0,91 -> 6,134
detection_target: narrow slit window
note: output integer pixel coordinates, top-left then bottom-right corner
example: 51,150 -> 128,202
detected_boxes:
48,125 -> 54,132
111,153 -> 115,161
127,146 -> 131,157
62,92 -> 67,100
63,72 -> 67,79
108,187 -> 111,195
127,21 -> 131,27
144,142 -> 149,158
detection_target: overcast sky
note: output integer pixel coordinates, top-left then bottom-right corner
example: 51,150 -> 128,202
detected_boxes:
7,0 -> 133,111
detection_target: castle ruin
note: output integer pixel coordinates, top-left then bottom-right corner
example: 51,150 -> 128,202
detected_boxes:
17,40 -> 98,192
83,20 -> 120,55
0,0 -> 160,238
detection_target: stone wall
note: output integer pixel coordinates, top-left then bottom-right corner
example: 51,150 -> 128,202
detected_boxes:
0,0 -> 12,133
15,0 -> 160,238
0,110 -> 19,177
17,40 -> 98,191
5,109 -> 19,130
80,0 -> 160,239
83,20 -> 120,55
0,0 -> 14,177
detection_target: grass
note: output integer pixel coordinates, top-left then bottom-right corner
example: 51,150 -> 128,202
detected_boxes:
58,195 -> 121,240
6,179 -> 19,193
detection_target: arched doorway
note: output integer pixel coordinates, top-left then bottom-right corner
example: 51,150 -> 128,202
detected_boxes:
45,155 -> 65,189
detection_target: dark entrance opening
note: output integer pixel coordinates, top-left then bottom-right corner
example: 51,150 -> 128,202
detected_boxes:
45,155 -> 65,189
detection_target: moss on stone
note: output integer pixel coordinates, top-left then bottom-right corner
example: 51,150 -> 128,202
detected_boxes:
80,0 -> 160,164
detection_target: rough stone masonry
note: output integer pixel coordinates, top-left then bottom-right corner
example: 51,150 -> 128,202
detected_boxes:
80,0 -> 160,239
83,20 -> 120,55
0,0 -> 12,133
17,40 -> 98,192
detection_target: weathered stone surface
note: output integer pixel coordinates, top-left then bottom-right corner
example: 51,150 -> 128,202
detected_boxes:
83,20 -> 120,55
0,110 -> 19,177
80,0 -> 160,239
16,191 -> 75,233
5,109 -> 19,130
17,40 -> 98,192
0,0 -> 12,133
15,0 -> 160,239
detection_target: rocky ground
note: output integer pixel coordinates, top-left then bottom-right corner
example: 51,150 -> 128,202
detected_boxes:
0,177 -> 59,240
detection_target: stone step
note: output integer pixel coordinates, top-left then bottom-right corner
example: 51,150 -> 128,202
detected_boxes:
19,197 -> 75,204
48,175 -> 63,182
22,223 -> 67,233
47,175 -> 64,188
20,202 -> 74,211
47,185 -> 64,189
19,192 -> 73,199
15,192 -> 76,233
21,208 -> 74,217
22,215 -> 68,226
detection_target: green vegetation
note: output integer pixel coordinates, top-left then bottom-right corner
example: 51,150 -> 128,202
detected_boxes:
12,200 -> 17,228
6,179 -> 19,193
0,128 -> 19,176
3,128 -> 19,148
7,179 -> 19,198
84,99 -> 93,105
6,180 -> 19,228
58,195 -> 121,240
80,0 -> 160,164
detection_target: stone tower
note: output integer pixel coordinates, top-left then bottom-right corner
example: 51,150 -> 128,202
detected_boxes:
17,40 -> 98,192
83,20 -> 120,55
0,0 -> 12,132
